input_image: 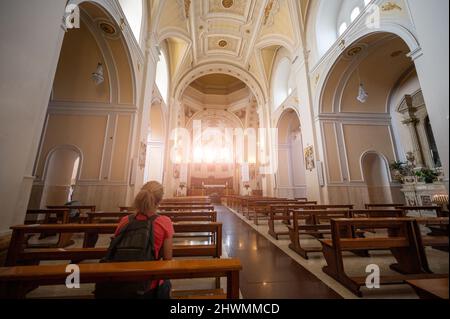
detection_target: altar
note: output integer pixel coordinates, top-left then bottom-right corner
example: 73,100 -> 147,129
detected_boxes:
401,182 -> 448,216
188,177 -> 234,202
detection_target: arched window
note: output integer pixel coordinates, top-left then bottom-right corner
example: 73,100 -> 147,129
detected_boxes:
316,0 -> 372,58
118,0 -> 143,43
272,58 -> 291,110
155,51 -> 169,104
339,22 -> 348,36
350,7 -> 361,22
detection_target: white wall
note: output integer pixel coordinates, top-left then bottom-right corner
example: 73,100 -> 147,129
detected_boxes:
0,0 -> 66,234
407,0 -> 449,189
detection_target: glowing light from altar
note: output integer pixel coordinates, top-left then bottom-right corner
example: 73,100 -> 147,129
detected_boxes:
192,145 -> 233,164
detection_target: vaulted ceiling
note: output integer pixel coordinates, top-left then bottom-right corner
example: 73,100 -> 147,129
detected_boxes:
153,0 -> 303,91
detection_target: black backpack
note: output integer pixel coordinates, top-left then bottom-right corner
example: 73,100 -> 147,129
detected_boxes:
94,214 -> 167,299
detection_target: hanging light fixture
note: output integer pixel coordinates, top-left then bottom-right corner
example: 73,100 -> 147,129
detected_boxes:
356,67 -> 368,103
91,63 -> 104,85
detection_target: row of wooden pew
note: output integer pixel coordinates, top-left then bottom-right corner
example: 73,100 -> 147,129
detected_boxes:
223,195 -> 449,298
0,198 -> 243,299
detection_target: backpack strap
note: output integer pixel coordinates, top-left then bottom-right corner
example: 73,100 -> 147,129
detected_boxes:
143,214 -> 160,260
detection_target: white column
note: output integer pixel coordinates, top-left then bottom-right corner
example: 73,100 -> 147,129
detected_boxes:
293,53 -> 323,202
407,0 -> 449,189
0,0 -> 67,234
127,42 -> 159,203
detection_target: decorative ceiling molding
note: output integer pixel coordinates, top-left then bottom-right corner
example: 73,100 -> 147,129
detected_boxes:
156,0 -> 299,96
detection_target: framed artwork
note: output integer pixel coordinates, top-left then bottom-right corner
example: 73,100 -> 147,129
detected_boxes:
304,146 -> 315,172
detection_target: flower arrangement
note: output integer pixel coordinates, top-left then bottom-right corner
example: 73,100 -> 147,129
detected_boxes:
389,161 -> 413,184
414,168 -> 439,184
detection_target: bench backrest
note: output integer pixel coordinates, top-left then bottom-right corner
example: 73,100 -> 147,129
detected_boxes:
47,205 -> 96,211
350,209 -> 405,218
7,222 -> 223,266
0,259 -> 242,299
292,204 -> 354,211
87,211 -> 217,223
365,203 -> 405,209
24,209 -> 71,224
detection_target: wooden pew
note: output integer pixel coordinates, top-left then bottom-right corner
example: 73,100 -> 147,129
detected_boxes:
47,205 -> 96,221
350,209 -> 406,218
247,200 -> 305,224
24,209 -> 74,248
406,278 -> 449,299
236,196 -> 279,215
86,211 -> 217,224
162,198 -> 212,205
268,204 -> 354,239
415,217 -> 449,251
6,222 -> 223,266
365,203 -> 405,210
320,218 -> 446,297
288,210 -> 351,259
158,205 -> 215,212
351,210 -> 448,249
0,259 -> 242,299
24,209 -> 71,225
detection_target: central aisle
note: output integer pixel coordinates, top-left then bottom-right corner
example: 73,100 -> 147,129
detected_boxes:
216,205 -> 342,299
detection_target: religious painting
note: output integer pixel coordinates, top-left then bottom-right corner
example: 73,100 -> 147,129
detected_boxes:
304,146 -> 315,172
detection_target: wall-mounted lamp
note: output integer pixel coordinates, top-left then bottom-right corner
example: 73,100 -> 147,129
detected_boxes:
91,63 -> 104,85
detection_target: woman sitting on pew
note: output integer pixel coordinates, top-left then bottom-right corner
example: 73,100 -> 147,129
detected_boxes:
95,181 -> 174,299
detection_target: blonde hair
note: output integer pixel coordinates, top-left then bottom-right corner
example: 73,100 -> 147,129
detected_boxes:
134,181 -> 164,214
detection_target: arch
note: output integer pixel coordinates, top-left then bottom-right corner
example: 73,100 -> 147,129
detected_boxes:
255,35 -> 295,55
360,150 -> 392,203
275,109 -> 307,199
41,145 -> 83,206
67,0 -> 138,102
158,27 -> 192,46
42,145 -> 84,183
175,63 -> 267,108
316,31 -> 420,115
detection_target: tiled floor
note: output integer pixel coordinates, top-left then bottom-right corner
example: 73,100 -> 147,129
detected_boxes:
222,205 -> 449,299
217,205 -> 341,299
